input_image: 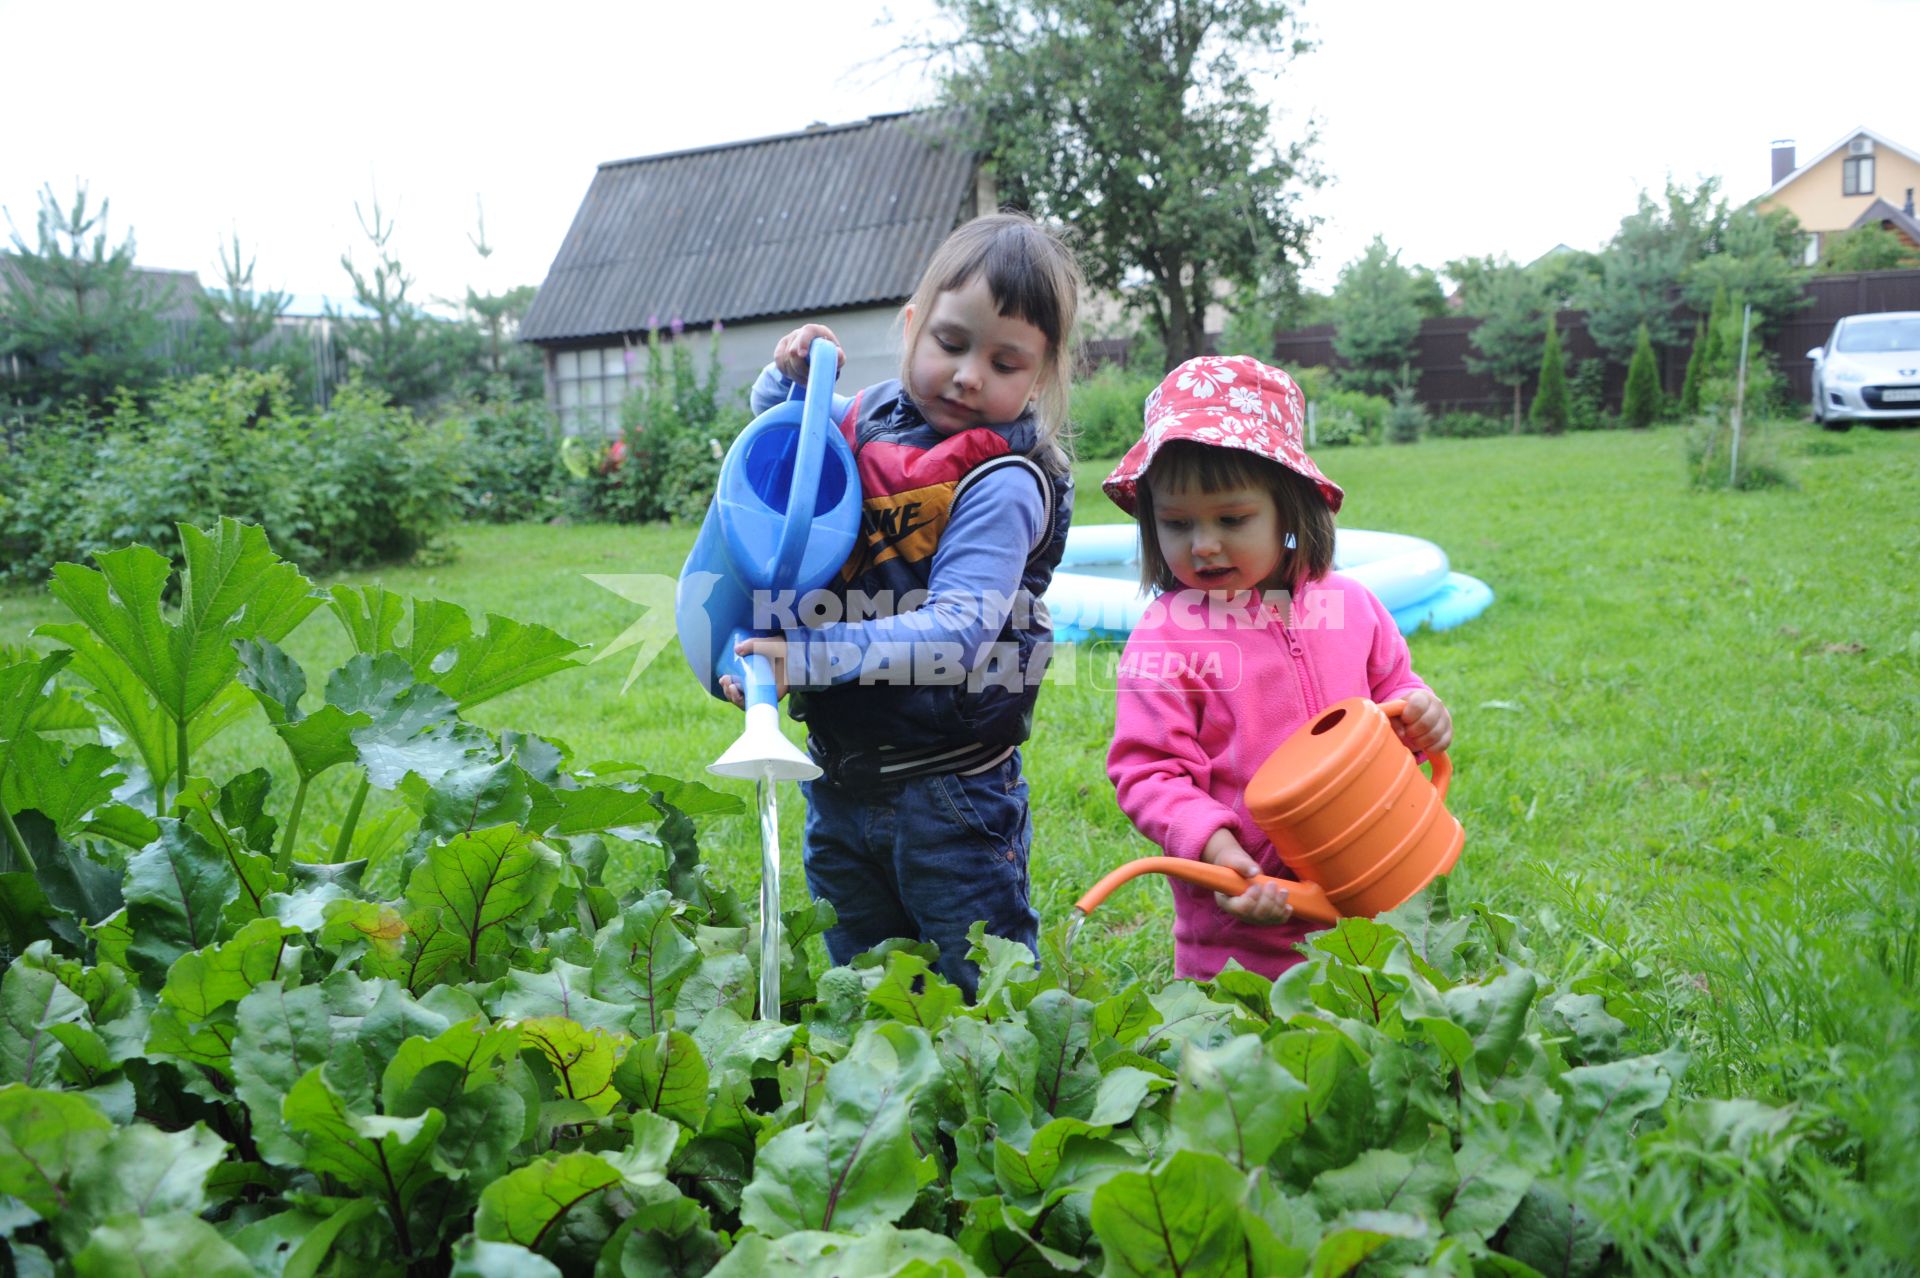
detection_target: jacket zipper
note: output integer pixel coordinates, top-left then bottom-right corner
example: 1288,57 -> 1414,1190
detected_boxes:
1279,617 -> 1320,720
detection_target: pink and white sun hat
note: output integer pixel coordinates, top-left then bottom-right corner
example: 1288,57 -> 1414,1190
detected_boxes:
1102,355 -> 1344,516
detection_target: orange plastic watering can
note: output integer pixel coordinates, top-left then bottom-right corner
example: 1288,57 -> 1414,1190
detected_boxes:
1075,697 -> 1461,926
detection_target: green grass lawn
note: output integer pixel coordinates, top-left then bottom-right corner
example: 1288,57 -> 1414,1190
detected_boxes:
3,420 -> 1915,1101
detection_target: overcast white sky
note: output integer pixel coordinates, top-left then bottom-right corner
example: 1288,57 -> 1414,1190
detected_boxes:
4,0 -> 1915,313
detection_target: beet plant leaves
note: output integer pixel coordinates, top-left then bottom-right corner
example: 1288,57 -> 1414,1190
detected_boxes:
0,521 -> 1842,1274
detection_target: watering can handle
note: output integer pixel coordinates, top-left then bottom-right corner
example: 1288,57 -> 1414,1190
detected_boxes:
767,339 -> 840,585
1073,858 -> 1340,926
1377,699 -> 1451,802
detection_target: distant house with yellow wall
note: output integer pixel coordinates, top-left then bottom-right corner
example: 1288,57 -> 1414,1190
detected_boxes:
1755,127 -> 1920,262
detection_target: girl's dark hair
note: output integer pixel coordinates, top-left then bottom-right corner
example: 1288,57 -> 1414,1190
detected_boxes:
1135,440 -> 1336,598
899,211 -> 1082,472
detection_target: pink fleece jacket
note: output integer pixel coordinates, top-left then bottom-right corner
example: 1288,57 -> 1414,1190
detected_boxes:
1106,574 -> 1429,980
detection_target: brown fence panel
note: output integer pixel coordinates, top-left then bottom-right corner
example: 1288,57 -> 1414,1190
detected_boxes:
1079,269 -> 1920,412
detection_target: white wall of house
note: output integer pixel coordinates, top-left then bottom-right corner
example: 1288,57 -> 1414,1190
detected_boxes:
550,304 -> 907,437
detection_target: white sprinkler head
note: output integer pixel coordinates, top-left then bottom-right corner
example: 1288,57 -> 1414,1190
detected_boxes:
708,701 -> 821,781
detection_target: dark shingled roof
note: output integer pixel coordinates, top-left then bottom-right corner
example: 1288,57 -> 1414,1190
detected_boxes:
1850,197 -> 1920,248
521,110 -> 979,345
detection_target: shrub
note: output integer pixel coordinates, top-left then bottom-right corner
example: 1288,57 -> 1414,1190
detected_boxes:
1288,364 -> 1337,404
1307,385 -> 1390,446
0,368 -> 464,584
295,379 -> 467,565
1686,414 -> 1796,490
572,330 -> 745,525
1289,364 -> 1390,445
1386,382 -> 1428,444
1568,359 -> 1611,431
1678,320 -> 1706,418
1070,363 -> 1158,459
0,417 -> 97,586
1429,410 -> 1509,439
1621,323 -> 1662,429
1700,347 -> 1786,425
455,392 -> 567,524
1530,316 -> 1570,435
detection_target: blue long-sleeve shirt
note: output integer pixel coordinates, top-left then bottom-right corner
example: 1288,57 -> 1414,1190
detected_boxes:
750,365 -> 1047,689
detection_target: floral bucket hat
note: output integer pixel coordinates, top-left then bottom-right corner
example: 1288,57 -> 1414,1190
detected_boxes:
1102,355 -> 1344,515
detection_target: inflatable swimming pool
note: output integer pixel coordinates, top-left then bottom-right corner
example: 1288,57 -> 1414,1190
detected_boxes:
1043,523 -> 1493,641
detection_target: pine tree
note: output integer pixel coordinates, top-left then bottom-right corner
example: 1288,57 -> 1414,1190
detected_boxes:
0,182 -> 167,414
1621,323 -> 1662,429
1530,314 -> 1570,435
1678,319 -> 1705,419
332,197 -> 446,409
198,230 -> 291,367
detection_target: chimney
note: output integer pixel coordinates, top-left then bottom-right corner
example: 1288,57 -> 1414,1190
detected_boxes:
1771,139 -> 1796,185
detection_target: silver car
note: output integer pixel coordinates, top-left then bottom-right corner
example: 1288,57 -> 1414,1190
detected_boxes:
1808,311 -> 1920,429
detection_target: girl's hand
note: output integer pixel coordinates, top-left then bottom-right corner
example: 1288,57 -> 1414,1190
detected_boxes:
772,324 -> 845,383
1200,828 -> 1292,924
719,636 -> 791,708
1392,690 -> 1453,754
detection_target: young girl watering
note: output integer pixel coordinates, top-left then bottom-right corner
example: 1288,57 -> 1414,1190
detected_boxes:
720,212 -> 1082,998
1103,356 -> 1453,981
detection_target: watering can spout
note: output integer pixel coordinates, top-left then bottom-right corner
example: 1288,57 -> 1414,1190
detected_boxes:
710,701 -> 819,781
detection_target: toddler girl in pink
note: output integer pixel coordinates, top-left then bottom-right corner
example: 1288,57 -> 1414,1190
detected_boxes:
1103,356 -> 1453,980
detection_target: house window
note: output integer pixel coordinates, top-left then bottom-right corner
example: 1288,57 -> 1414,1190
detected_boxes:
1802,232 -> 1821,266
1843,155 -> 1875,197
553,345 -> 636,436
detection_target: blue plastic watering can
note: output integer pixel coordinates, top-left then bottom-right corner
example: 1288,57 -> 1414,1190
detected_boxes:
675,339 -> 861,781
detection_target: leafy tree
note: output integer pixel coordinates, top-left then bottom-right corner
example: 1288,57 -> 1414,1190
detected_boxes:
1442,254 -> 1505,312
1620,322 -> 1661,429
1579,178 -> 1726,365
1530,248 -> 1600,309
1678,320 -> 1705,419
1684,205 -> 1809,334
1459,258 -> 1547,432
1331,237 -> 1425,394
1409,265 -> 1450,319
0,181 -> 167,414
332,197 -> 448,410
920,0 -> 1321,369
1816,224 -> 1920,273
1218,265 -> 1309,358
1450,249 -> 1599,315
1530,314 -> 1569,435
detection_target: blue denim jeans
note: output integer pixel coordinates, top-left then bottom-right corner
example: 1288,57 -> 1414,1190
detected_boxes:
801,749 -> 1038,1000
